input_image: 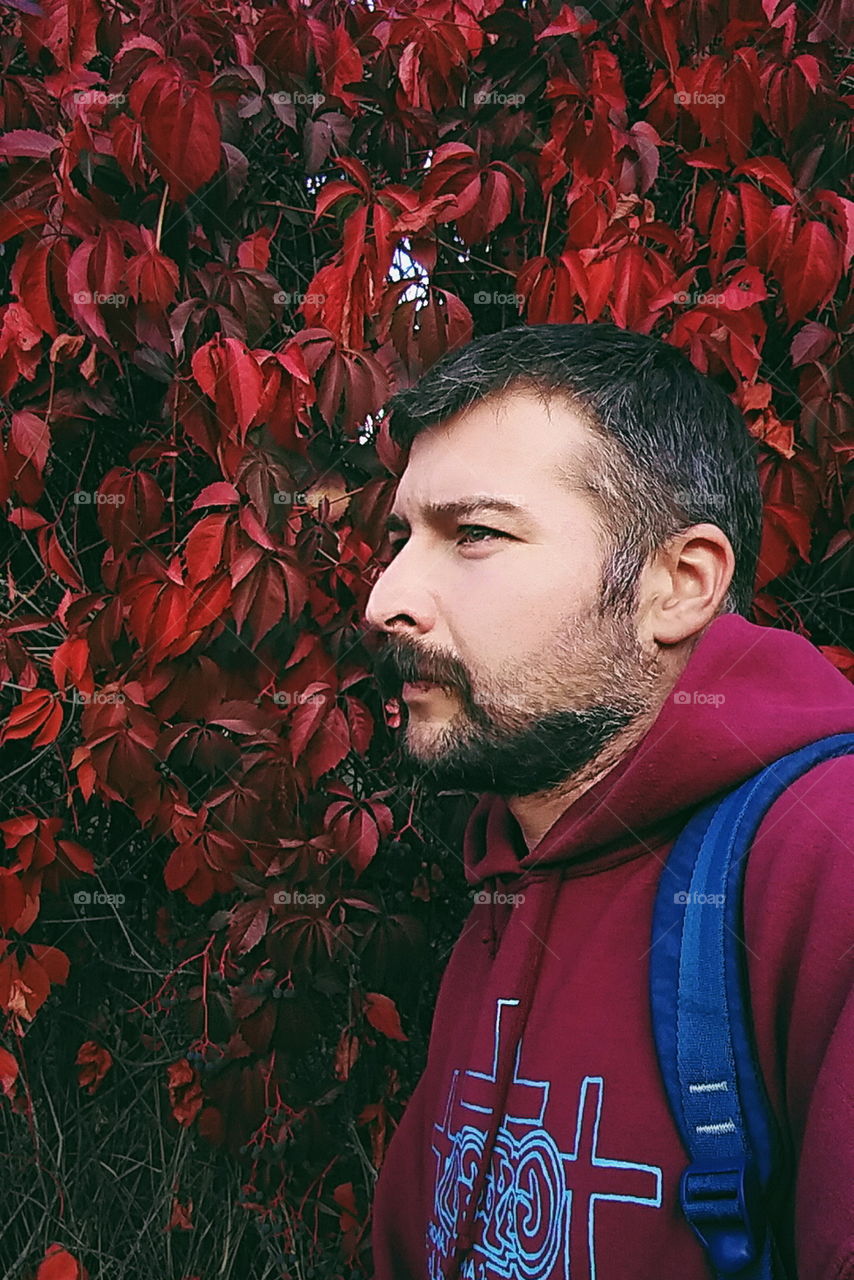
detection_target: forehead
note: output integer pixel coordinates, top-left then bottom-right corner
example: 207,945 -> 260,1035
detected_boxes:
390,387 -> 598,516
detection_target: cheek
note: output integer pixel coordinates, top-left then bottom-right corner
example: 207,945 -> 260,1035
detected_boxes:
461,548 -> 598,618
449,556 -> 595,671
491,544 -> 602,615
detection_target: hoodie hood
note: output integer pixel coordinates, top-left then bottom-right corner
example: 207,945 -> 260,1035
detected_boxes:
439,613 -> 854,1279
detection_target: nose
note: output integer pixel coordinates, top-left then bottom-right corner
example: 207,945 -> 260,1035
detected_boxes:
363,545 -> 438,638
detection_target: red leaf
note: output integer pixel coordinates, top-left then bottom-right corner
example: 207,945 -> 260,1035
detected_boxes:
166,1058 -> 203,1126
0,129 -> 61,159
13,953 -> 51,1019
185,512 -> 230,582
229,900 -> 270,956
0,688 -> 63,747
709,188 -> 741,275
57,840 -> 95,873
124,243 -> 179,308
7,507 -> 47,530
0,873 -> 26,932
333,1030 -> 360,1081
790,322 -> 834,367
130,61 -> 221,202
11,239 -> 57,336
288,688 -> 329,763
64,241 -> 100,339
762,205 -> 797,277
11,411 -> 50,476
75,1039 -> 113,1094
191,482 -> 240,509
164,842 -> 199,891
29,0 -> 100,70
732,156 -> 794,201
720,266 -> 767,311
0,815 -> 39,842
345,697 -> 374,756
538,4 -> 598,37
820,646 -> 854,681
313,179 -> 361,223
755,502 -> 813,589
29,945 -> 70,986
0,207 -> 47,242
609,244 -> 661,331
793,53 -> 822,91
346,808 -> 380,877
236,226 -> 275,271
333,1179 -> 360,1243
43,529 -> 83,590
230,557 -> 287,645
782,221 -> 841,327
0,1045 -> 18,1100
363,991 -> 408,1041
191,337 -> 263,440
35,1244 -> 86,1280
167,1197 -> 194,1231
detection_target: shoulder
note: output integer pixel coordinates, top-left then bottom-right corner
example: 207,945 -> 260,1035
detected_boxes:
744,753 -> 854,904
742,753 -> 854,1050
741,754 -> 854,1122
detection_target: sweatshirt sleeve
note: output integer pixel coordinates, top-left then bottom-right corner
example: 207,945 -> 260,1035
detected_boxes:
743,754 -> 854,1280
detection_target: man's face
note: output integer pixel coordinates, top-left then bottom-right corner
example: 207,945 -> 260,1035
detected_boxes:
363,388 -> 665,798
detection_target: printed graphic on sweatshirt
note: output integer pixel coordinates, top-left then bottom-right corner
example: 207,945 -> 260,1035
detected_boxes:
427,998 -> 663,1279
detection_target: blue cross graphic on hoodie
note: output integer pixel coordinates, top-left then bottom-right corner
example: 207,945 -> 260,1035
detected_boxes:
427,998 -> 663,1278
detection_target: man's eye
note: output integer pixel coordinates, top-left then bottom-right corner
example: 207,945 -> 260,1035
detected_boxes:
386,526 -> 509,557
456,525 -> 509,546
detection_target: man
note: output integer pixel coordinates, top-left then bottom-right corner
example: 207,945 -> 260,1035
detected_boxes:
362,323 -> 854,1280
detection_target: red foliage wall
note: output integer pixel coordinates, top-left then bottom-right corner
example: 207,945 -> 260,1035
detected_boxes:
0,0 -> 852,1272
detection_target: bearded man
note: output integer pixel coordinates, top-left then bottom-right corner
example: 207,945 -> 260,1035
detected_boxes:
363,323 -> 854,1280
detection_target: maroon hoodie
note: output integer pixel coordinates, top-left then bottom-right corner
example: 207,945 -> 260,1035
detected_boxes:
370,614 -> 854,1280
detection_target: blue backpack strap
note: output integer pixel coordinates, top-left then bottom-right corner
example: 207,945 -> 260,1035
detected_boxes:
650,731 -> 854,1278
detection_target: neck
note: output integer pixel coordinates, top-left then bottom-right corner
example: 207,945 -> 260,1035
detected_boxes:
505,676 -> 676,855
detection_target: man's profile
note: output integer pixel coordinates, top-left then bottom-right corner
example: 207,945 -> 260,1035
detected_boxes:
362,323 -> 854,1279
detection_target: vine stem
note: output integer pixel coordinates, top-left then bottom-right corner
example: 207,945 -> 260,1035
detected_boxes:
540,190 -> 554,258
155,183 -> 169,251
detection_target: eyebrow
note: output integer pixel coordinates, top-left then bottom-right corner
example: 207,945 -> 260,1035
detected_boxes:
384,496 -> 533,536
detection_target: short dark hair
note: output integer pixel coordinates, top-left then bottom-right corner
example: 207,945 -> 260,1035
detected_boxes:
383,322 -> 763,618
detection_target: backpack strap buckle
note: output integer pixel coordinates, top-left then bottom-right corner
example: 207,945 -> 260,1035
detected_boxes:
680,1156 -> 765,1276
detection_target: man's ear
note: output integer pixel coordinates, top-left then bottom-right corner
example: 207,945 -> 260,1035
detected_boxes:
640,523 -> 736,646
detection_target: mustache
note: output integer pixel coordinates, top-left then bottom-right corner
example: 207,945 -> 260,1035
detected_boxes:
371,637 -> 464,694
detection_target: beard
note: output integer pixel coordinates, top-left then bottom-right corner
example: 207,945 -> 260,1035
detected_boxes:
371,599 -> 665,799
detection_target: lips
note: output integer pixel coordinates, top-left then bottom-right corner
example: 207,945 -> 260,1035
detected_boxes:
402,680 -> 446,699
